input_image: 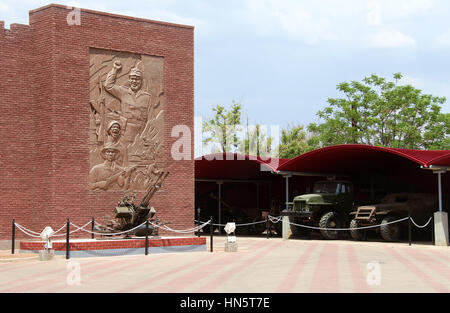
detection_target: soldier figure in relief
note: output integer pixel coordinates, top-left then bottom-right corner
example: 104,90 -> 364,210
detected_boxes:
104,60 -> 152,145
105,120 -> 128,166
89,143 -> 133,191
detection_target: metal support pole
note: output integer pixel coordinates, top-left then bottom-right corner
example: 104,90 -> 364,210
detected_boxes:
91,217 -> 95,240
210,216 -> 214,253
145,220 -> 149,256
66,219 -> 70,260
218,182 -> 222,234
266,215 -> 269,239
11,219 -> 15,255
256,183 -> 260,212
431,214 -> 435,245
438,172 -> 443,212
408,210 -> 412,246
285,175 -> 290,211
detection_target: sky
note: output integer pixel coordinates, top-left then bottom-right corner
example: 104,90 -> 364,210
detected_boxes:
1,0 -> 450,154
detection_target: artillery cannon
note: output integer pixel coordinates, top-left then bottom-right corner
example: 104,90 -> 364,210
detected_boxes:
95,171 -> 170,237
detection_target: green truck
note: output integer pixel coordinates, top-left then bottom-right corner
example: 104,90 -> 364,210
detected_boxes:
282,180 -> 355,239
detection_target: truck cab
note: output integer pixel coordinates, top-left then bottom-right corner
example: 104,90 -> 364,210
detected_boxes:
282,180 -> 355,239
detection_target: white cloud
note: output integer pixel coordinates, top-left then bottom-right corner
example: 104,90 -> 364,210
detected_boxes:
242,0 -> 340,45
399,75 -> 422,87
434,29 -> 450,47
367,29 -> 416,48
367,0 -> 383,26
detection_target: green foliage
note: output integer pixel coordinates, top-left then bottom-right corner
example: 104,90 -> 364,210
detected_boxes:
202,100 -> 242,153
278,124 -> 320,159
239,124 -> 273,157
308,73 -> 450,150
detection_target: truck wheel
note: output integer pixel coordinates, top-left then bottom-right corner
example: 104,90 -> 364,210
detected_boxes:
380,216 -> 401,241
349,219 -> 364,241
319,212 -> 341,240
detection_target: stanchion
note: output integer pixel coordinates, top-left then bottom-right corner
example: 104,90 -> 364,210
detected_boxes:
145,220 -> 149,256
431,215 -> 435,245
266,215 -> 269,239
210,216 -> 213,253
11,219 -> 15,255
66,219 -> 70,260
408,211 -> 412,246
91,217 -> 95,240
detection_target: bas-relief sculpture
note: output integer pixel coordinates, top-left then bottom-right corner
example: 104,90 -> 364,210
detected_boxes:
89,48 -> 165,191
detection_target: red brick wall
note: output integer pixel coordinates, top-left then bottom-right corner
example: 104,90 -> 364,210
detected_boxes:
0,4 -> 194,240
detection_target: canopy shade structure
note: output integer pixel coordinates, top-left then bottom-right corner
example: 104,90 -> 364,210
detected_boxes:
276,144 -> 450,174
195,153 -> 290,181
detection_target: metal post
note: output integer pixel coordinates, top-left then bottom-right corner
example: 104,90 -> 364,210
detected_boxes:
11,219 -> 15,255
408,210 -> 412,246
256,183 -> 260,212
285,175 -> 290,211
91,217 -> 95,240
431,214 -> 435,245
197,219 -> 200,237
145,220 -> 149,256
66,219 -> 70,260
218,182 -> 222,235
266,215 -> 269,239
210,216 -> 214,253
438,172 -> 443,212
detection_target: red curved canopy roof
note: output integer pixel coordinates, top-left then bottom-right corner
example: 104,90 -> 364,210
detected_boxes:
428,154 -> 450,167
195,153 -> 290,180
195,146 -> 450,180
277,144 -> 450,174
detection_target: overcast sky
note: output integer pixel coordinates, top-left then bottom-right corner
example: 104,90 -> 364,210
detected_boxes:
1,0 -> 450,135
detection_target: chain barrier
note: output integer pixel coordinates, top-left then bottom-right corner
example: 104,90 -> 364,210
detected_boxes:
268,215 -> 410,231
152,219 -> 212,234
12,214 -> 434,239
50,224 -> 69,237
194,219 -> 267,228
70,220 -> 152,236
14,223 -> 42,238
409,217 -> 433,229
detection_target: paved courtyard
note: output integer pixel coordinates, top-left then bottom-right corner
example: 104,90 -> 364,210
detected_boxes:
0,236 -> 449,293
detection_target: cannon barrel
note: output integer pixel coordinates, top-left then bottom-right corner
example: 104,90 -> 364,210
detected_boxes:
139,171 -> 169,208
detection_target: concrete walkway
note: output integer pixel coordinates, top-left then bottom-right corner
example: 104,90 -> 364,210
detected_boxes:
0,237 -> 449,293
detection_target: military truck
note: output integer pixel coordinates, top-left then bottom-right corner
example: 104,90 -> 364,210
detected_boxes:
282,180 -> 355,239
349,193 -> 437,242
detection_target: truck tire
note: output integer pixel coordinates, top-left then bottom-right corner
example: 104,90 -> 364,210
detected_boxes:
380,216 -> 401,241
319,212 -> 341,240
349,219 -> 364,241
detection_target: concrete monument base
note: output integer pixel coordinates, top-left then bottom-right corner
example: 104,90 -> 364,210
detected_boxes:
225,242 -> 238,252
39,250 -> 55,261
434,212 -> 449,246
21,237 -> 207,258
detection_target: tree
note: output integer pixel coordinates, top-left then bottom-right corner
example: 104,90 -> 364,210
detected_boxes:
202,100 -> 242,153
278,124 -> 319,159
308,73 -> 449,150
239,124 -> 274,157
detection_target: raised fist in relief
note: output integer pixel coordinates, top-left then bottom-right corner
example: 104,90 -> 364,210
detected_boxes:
113,60 -> 122,71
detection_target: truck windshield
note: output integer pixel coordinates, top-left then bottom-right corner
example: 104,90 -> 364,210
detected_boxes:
313,182 -> 339,194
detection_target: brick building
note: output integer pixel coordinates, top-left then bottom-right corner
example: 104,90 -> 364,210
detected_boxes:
0,4 -> 194,243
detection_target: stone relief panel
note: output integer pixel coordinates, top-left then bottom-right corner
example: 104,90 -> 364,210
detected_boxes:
89,48 -> 164,191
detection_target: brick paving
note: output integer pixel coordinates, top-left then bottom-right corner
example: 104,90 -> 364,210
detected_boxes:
0,237 -> 449,293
